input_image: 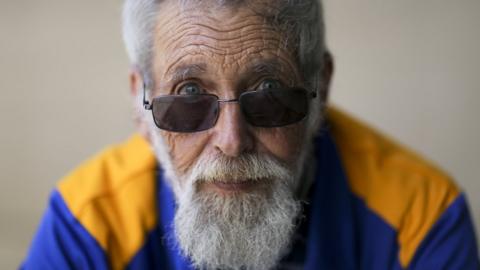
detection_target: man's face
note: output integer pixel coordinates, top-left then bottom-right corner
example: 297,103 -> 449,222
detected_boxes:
150,1 -> 309,191
141,1 -> 315,269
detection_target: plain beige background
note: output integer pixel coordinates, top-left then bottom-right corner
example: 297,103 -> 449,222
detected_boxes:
1,0 -> 479,268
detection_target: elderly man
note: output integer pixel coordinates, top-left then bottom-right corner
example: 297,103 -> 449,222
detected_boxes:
23,0 -> 478,269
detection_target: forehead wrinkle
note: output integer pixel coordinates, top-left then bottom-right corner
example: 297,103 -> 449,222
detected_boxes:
163,45 -> 299,83
172,37 -> 285,58
180,34 -> 285,50
156,13 -> 270,45
179,42 -> 226,53
183,17 -> 276,35
178,28 -> 281,44
155,6 -> 283,50
163,51 -> 209,79
163,32 -> 291,70
172,46 -> 292,70
162,22 -> 282,55
167,27 -> 289,57
154,3 -> 301,88
156,11 -> 274,40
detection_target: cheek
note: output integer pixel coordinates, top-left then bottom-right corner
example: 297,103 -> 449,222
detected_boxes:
162,131 -> 210,176
254,124 -> 306,165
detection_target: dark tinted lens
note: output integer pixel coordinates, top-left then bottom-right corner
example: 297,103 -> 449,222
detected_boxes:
151,95 -> 219,132
239,88 -> 309,127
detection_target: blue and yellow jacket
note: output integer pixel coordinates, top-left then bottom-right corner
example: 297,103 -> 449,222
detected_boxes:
22,108 -> 479,269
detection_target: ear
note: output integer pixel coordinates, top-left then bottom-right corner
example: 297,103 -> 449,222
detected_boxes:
320,51 -> 334,102
129,67 -> 152,143
129,67 -> 143,97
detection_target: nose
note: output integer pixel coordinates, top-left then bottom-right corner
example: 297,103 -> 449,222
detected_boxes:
211,102 -> 254,157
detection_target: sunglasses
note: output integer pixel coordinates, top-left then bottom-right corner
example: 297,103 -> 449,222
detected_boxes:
143,84 -> 316,133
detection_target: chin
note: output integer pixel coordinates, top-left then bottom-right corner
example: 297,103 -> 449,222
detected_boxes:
173,175 -> 301,270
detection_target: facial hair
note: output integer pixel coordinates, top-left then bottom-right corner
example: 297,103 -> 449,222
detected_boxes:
173,153 -> 302,270
138,84 -> 319,269
144,113 -> 305,270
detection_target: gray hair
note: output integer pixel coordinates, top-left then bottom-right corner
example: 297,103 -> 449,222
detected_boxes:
123,0 -> 328,131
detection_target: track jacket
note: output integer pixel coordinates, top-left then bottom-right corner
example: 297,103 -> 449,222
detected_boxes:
22,108 -> 479,269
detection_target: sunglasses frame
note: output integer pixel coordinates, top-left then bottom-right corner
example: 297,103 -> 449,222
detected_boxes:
142,82 -> 317,132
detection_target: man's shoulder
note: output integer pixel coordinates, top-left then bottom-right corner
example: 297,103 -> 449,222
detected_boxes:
57,134 -> 156,208
56,134 -> 158,269
327,106 -> 461,267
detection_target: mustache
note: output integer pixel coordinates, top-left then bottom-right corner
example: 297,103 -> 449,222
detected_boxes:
186,153 -> 294,184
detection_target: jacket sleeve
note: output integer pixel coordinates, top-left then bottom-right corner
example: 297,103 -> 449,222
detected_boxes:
21,190 -> 109,270
408,194 -> 480,270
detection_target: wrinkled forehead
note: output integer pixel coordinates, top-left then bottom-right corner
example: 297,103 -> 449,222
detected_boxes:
150,0 -> 300,84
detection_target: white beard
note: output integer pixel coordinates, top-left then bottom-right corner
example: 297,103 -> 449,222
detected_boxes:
146,119 -> 304,270
173,153 -> 302,270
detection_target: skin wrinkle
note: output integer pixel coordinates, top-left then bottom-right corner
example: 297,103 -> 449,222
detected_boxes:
177,44 -> 225,56
156,8 -> 294,63
160,51 -> 299,94
151,1 -> 306,192
160,59 -> 298,98
252,126 -> 304,166
124,1 -> 329,267
159,14 -> 278,47
157,19 -> 276,53
155,12 -> 296,76
182,26 -> 283,47
178,20 -> 277,35
176,37 -> 284,51
162,33 -> 295,73
179,25 -> 278,41
167,46 -> 293,72
164,130 -> 211,177
166,3 -> 277,29
166,63 -> 207,88
176,41 -> 288,59
163,49 -> 300,86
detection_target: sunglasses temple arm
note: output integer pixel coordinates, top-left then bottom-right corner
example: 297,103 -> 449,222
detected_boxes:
143,82 -> 153,110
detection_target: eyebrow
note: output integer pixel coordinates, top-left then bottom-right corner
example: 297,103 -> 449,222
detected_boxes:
162,58 -> 296,89
165,63 -> 207,84
251,59 -> 283,74
241,59 -> 296,86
